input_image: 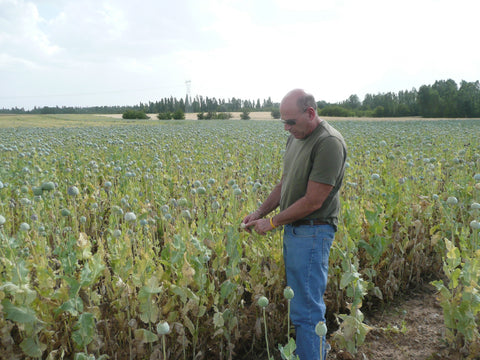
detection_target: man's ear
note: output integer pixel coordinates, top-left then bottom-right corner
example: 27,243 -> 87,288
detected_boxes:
307,106 -> 316,120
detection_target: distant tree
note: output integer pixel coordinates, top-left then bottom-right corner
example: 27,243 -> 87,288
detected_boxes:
396,103 -> 411,117
271,109 -> 281,119
172,109 -> 185,120
343,94 -> 361,109
215,112 -> 232,119
373,106 -> 385,117
316,100 -> 328,110
123,109 -> 149,119
204,111 -> 215,119
157,112 -> 172,120
457,80 -> 480,117
319,106 -> 353,117
417,85 -> 441,117
398,89 -> 418,115
432,79 -> 458,117
240,110 -> 250,120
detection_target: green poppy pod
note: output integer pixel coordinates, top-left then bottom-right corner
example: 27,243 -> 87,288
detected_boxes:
61,209 -> 71,217
283,286 -> 294,300
315,321 -> 327,337
212,201 -> 220,210
181,210 -> 192,220
41,181 -> 55,191
257,296 -> 269,308
447,196 -> 458,205
67,186 -> 80,196
157,321 -> 170,335
471,220 -> 480,230
125,212 -> 136,222
20,222 -> 30,231
178,198 -> 188,207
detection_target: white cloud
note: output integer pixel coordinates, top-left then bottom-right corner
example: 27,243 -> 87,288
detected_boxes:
1,0 -> 479,109
0,0 -> 60,59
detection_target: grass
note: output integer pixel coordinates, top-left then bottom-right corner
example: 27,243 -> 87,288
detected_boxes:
0,114 -> 162,128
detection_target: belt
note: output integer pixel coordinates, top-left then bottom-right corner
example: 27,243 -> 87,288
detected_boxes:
291,219 -> 329,226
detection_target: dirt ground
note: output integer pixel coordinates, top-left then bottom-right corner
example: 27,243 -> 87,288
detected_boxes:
329,284 -> 464,360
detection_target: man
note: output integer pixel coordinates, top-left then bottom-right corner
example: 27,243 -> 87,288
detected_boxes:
242,89 -> 347,360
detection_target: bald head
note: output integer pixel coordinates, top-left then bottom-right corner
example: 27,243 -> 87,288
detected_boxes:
281,89 -> 317,113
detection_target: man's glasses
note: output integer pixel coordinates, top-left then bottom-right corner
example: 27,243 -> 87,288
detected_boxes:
281,119 -> 296,126
281,106 -> 310,126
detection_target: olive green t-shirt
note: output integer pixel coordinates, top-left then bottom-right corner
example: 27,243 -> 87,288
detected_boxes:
280,120 -> 347,230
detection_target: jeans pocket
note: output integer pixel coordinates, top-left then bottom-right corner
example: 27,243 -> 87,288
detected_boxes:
291,225 -> 316,238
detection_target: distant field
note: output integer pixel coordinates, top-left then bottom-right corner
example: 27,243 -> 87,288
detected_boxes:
100,111 -> 275,120
0,114 -> 132,128
1,113 -> 477,128
0,113 -> 275,127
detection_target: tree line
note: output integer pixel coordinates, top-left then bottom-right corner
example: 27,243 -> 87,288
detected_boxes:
321,79 -> 480,118
0,96 -> 275,115
1,79 -> 479,118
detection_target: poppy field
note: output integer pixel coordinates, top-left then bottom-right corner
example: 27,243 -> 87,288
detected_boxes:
1,116 -> 480,359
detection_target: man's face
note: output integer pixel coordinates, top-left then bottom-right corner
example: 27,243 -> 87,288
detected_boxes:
280,101 -> 313,139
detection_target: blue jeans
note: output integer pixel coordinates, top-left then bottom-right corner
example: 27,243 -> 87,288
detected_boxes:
283,224 -> 334,360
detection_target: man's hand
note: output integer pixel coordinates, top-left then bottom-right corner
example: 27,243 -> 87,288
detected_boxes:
243,218 -> 275,236
241,211 -> 261,233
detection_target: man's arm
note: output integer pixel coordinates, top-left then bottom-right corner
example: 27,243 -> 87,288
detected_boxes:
248,180 -> 333,235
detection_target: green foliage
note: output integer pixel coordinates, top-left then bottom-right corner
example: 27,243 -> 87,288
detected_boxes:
122,109 -> 149,119
278,337 -> 300,359
172,109 -> 185,120
271,109 -> 281,119
197,111 -> 232,120
319,105 -> 353,117
157,112 -> 172,120
1,119 -> 480,358
72,313 -> 96,349
372,105 -> 385,117
240,110 -> 250,120
215,112 -> 232,119
431,237 -> 480,352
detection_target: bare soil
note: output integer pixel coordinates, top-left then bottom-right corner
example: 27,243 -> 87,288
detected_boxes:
329,284 -> 463,360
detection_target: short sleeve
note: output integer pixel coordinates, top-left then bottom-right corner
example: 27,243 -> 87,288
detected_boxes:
309,136 -> 345,186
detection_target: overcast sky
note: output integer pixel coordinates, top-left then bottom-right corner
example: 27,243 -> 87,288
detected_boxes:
1,0 -> 479,110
